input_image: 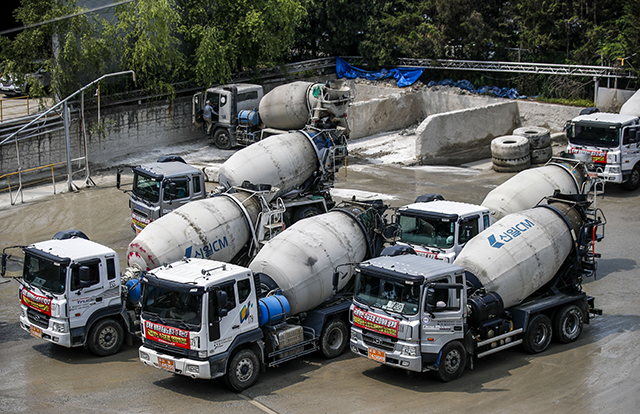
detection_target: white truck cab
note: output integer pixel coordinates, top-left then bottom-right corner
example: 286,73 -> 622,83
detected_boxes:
16,235 -> 139,355
566,112 -> 640,190
394,200 -> 492,262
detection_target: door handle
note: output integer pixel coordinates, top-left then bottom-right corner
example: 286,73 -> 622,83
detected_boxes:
232,325 -> 240,329
96,297 -> 103,302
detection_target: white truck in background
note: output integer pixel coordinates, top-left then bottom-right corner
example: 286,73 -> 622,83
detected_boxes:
349,193 -> 605,381
388,156 -> 594,262
565,90 -> 640,191
2,230 -> 143,356
138,199 -> 389,391
192,80 -> 352,149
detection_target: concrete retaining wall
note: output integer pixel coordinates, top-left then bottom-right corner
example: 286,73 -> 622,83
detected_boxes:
0,96 -> 200,180
596,87 -> 637,113
416,102 -> 519,165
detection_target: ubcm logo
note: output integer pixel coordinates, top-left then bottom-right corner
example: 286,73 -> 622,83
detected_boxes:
488,219 -> 535,249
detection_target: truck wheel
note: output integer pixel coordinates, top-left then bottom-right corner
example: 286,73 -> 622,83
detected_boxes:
433,341 -> 466,382
292,205 -> 323,223
522,314 -> 552,354
214,129 -> 232,150
226,349 -> 260,392
87,318 -> 124,356
553,304 -> 583,343
623,165 -> 640,191
320,319 -> 349,358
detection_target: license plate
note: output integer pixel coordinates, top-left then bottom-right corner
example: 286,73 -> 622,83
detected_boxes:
30,325 -> 42,339
158,357 -> 175,372
368,348 -> 385,363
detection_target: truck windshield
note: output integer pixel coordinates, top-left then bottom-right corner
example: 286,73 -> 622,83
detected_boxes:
142,285 -> 202,330
569,124 -> 619,148
23,253 -> 66,295
133,173 -> 161,203
354,272 -> 421,316
398,214 -> 455,249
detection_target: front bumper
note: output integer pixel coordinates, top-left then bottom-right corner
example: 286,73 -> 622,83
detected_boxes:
19,314 -> 72,348
350,334 -> 424,373
139,345 -> 222,380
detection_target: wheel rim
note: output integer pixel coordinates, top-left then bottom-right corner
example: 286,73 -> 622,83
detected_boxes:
563,312 -> 580,337
631,169 -> 640,186
235,357 -> 254,383
99,326 -> 117,349
533,323 -> 550,346
217,132 -> 230,148
327,328 -> 344,351
444,349 -> 461,374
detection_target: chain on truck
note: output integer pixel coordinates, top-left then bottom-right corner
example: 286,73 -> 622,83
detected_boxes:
349,192 -> 606,381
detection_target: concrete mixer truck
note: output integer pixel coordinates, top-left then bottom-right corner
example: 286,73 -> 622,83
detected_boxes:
349,193 -> 605,382
137,200 -> 388,391
192,80 -> 352,149
127,127 -> 348,270
565,90 -> 640,191
1,230 -> 143,356
390,156 -> 594,262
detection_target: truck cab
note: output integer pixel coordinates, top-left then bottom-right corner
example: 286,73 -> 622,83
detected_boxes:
394,200 -> 492,262
138,258 -> 261,381
17,235 -> 138,356
127,159 -> 206,233
566,112 -> 640,190
193,83 -> 264,149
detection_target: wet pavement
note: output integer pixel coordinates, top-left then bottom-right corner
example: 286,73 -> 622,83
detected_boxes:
1,143 -> 639,414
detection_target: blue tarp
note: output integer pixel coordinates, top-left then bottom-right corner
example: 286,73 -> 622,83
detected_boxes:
427,79 -> 526,99
336,57 -> 425,88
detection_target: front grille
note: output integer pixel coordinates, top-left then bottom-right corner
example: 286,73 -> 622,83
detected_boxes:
27,307 -> 50,329
362,330 -> 397,352
143,338 -> 189,359
132,207 -> 148,218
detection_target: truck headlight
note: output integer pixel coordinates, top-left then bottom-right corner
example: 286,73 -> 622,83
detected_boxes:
186,365 -> 200,374
401,345 -> 419,356
198,350 -> 207,359
21,308 -> 27,318
52,322 -> 67,333
608,166 -> 620,174
190,336 -> 200,349
139,351 -> 150,361
351,328 -> 358,339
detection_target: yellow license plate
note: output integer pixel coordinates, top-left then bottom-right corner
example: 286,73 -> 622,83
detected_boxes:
368,348 -> 386,363
30,325 -> 42,338
158,357 -> 175,372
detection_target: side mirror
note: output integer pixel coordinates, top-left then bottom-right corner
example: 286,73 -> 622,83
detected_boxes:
425,286 -> 435,312
217,290 -> 228,317
166,182 -> 178,202
1,252 -> 7,277
79,266 -> 92,288
116,168 -> 122,190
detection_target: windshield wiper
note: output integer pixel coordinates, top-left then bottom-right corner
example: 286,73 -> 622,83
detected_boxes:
21,278 -> 54,298
165,317 -> 198,331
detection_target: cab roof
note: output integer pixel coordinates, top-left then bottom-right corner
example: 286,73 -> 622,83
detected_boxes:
28,238 -> 116,263
572,112 -> 638,126
135,162 -> 202,180
147,258 -> 252,289
398,200 -> 489,219
358,254 -> 464,284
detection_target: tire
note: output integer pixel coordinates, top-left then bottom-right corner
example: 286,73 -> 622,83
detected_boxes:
522,314 -> 552,354
433,341 -> 466,382
513,126 -> 551,149
530,145 -> 553,164
226,349 -> 260,392
214,129 -> 232,150
87,318 -> 124,356
492,155 -> 531,168
553,304 -> 584,344
623,165 -> 640,191
292,205 -> 323,223
320,319 -> 349,358
491,135 -> 530,160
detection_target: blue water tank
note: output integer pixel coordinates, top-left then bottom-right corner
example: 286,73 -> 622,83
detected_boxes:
237,109 -> 260,126
258,294 -> 290,326
125,279 -> 141,303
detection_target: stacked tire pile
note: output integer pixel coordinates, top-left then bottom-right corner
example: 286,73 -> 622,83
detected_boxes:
491,135 -> 531,172
491,127 -> 552,173
513,126 -> 553,165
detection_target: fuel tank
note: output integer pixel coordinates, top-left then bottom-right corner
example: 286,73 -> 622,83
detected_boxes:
453,201 -> 584,309
481,158 -> 589,220
259,81 -> 320,130
217,131 -> 319,198
249,209 -> 369,315
127,192 -> 261,271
